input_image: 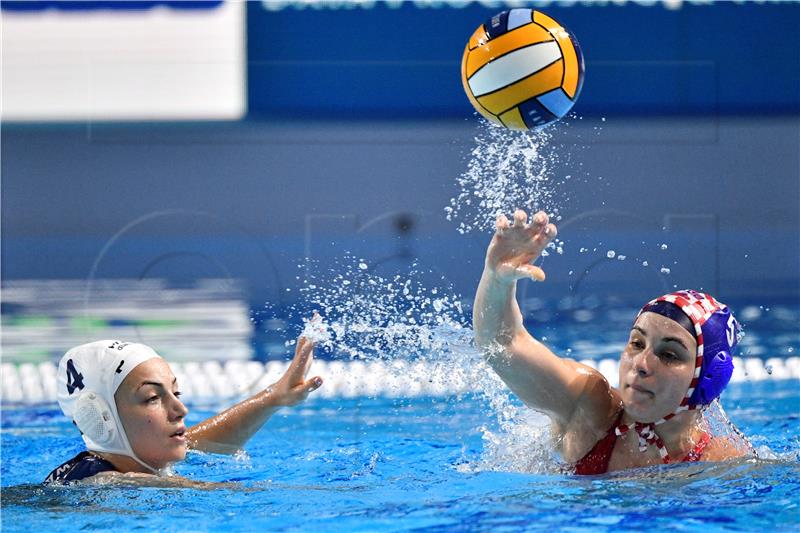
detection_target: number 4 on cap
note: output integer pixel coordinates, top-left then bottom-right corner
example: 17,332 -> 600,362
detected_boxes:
66,359 -> 85,394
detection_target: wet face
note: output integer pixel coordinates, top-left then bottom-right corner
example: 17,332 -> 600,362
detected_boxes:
618,312 -> 698,423
115,358 -> 189,470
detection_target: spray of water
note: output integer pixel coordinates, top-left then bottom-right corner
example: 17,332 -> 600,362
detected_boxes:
295,256 -> 466,361
703,400 -> 758,459
445,119 -> 568,235
283,255 -> 561,473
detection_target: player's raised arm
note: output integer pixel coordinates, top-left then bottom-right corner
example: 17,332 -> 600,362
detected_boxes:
473,209 -> 615,429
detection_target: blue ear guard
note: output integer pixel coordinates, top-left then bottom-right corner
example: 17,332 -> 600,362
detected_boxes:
689,308 -> 739,405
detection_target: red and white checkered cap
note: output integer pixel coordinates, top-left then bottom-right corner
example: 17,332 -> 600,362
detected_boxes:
614,290 -> 729,463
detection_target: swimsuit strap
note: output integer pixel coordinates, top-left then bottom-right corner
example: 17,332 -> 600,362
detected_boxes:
574,410 -> 624,475
682,432 -> 712,463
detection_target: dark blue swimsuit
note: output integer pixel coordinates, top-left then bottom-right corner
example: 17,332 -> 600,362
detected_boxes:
44,451 -> 117,484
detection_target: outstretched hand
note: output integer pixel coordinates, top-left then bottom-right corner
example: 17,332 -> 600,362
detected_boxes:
184,325 -> 325,455
271,336 -> 323,407
485,209 -> 558,284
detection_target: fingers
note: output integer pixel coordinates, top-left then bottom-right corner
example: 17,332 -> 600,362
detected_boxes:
496,209 -> 558,250
501,209 -> 551,235
518,264 -> 546,282
286,376 -> 323,405
292,376 -> 322,394
305,376 -> 323,392
513,209 -> 528,227
530,212 -> 557,242
531,210 -> 547,231
287,336 -> 315,383
495,214 -> 510,234
294,336 -> 314,362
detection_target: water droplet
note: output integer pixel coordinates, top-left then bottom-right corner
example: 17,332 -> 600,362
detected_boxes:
445,121 -> 566,234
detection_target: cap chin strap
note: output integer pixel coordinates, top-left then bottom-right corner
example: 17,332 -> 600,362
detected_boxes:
127,455 -> 159,474
613,403 -> 700,464
96,446 -> 159,474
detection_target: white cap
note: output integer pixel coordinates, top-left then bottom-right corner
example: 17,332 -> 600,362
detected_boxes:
57,340 -> 162,472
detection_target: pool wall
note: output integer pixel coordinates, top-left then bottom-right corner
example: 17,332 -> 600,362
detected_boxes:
2,2 -> 798,306
2,117 -> 797,306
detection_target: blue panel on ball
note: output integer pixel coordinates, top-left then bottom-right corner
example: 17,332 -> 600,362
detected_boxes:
518,97 -> 557,129
484,10 -> 510,40
506,8 -> 533,31
569,33 -> 586,101
537,88 -> 574,118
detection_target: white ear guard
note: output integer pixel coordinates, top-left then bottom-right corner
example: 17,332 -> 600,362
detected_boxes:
73,391 -> 117,448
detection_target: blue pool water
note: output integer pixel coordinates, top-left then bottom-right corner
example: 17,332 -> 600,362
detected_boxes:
2,295 -> 799,531
2,380 -> 799,532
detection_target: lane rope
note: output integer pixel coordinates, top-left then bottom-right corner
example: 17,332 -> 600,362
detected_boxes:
2,357 -> 798,404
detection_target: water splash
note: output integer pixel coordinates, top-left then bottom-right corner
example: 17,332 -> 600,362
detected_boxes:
703,400 -> 759,457
295,255 -> 468,361
446,120 -> 568,234
473,410 -> 560,475
457,366 -> 561,475
301,314 -> 331,344
287,254 -> 559,473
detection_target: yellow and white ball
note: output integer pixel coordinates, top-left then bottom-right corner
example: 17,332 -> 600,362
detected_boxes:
461,9 -> 585,130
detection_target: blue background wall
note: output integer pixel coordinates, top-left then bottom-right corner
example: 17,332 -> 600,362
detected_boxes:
2,2 -> 799,310
246,2 -> 800,118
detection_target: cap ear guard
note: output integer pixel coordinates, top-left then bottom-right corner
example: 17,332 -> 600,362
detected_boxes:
73,391 -> 117,448
690,350 -> 734,405
689,307 -> 740,406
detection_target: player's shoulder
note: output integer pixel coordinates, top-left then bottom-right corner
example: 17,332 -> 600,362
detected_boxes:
701,434 -> 753,461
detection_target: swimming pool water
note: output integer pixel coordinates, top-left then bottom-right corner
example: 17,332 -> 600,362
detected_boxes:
2,378 -> 798,532
2,295 -> 798,531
